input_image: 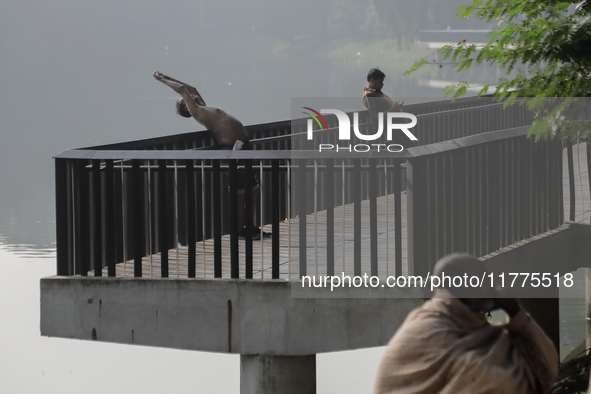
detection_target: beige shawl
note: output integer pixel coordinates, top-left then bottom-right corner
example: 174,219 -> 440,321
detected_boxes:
374,297 -> 558,394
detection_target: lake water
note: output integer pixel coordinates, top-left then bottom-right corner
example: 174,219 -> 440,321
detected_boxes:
0,1 -> 585,392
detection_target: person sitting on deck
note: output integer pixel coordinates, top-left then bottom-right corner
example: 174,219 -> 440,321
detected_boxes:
153,71 -> 270,240
362,68 -> 404,124
373,253 -> 558,394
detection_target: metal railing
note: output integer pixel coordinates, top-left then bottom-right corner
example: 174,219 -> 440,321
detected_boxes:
406,127 -> 564,276
54,150 -> 404,279
53,97 -> 574,279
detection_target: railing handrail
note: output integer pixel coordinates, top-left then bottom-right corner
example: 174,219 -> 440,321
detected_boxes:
55,126 -> 530,161
250,100 -> 513,144
76,95 -> 503,151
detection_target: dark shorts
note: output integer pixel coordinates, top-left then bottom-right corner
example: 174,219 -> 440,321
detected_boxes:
219,141 -> 260,192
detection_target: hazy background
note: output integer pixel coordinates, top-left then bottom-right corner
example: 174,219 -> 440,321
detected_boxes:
0,0 -> 494,250
1,1 -> 580,393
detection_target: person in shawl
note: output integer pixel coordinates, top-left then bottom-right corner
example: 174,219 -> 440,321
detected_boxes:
374,253 -> 558,394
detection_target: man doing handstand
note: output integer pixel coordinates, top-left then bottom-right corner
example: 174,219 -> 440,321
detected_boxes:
153,71 -> 269,239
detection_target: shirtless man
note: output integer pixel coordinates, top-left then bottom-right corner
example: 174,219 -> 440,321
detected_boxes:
362,68 -> 404,124
153,71 -> 269,239
153,71 -> 249,146
374,254 -> 558,394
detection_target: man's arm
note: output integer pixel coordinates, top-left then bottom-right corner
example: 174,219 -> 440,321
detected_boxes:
153,74 -> 208,125
363,90 -> 405,122
153,71 -> 206,106
386,100 -> 404,112
154,71 -> 184,93
177,85 -> 202,119
176,85 -> 222,131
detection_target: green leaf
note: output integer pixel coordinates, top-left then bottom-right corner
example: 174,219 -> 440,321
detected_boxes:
403,0 -> 591,140
403,58 -> 428,76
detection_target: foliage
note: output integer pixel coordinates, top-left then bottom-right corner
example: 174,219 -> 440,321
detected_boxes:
405,0 -> 591,140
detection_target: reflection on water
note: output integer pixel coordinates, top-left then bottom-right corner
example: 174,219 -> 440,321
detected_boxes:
0,221 -> 56,258
0,241 -> 56,259
0,230 -> 55,255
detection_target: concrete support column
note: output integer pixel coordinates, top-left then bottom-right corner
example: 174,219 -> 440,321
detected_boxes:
240,354 -> 316,394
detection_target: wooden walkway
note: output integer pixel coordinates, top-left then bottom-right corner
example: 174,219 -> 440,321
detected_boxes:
94,143 -> 589,279
95,192 -> 408,280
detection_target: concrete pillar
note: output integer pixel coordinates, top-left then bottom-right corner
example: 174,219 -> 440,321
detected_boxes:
240,355 -> 316,394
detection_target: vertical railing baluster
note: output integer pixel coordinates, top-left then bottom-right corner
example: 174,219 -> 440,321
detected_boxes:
272,160 -> 280,279
229,159 -> 239,279
147,160 -> 153,278
104,160 -> 116,277
92,161 -> 103,277
479,145 -> 487,256
159,160 -> 169,278
325,159 -> 334,277
121,161 -> 127,276
201,161 -> 206,277
174,161 -> 180,278
385,160 -> 389,276
452,151 -> 467,254
69,162 -> 76,274
518,139 -> 532,241
186,159 -> 196,278
534,138 -> 544,234
314,160 -> 318,277
213,160 -> 222,278
341,160 -> 345,274
509,139 -> 517,243
394,159 -> 402,276
406,156 -> 429,276
353,160 -> 361,277
488,142 -> 501,252
55,158 -> 70,276
435,155 -> 444,260
298,159 -> 307,278
259,160 -> 264,278
466,149 -> 474,254
549,139 -> 561,228
427,157 -> 437,267
132,160 -> 143,278
287,160 -> 292,279
244,159 -> 253,279
566,139 -> 576,222
369,159 -> 378,277
78,161 -> 90,276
